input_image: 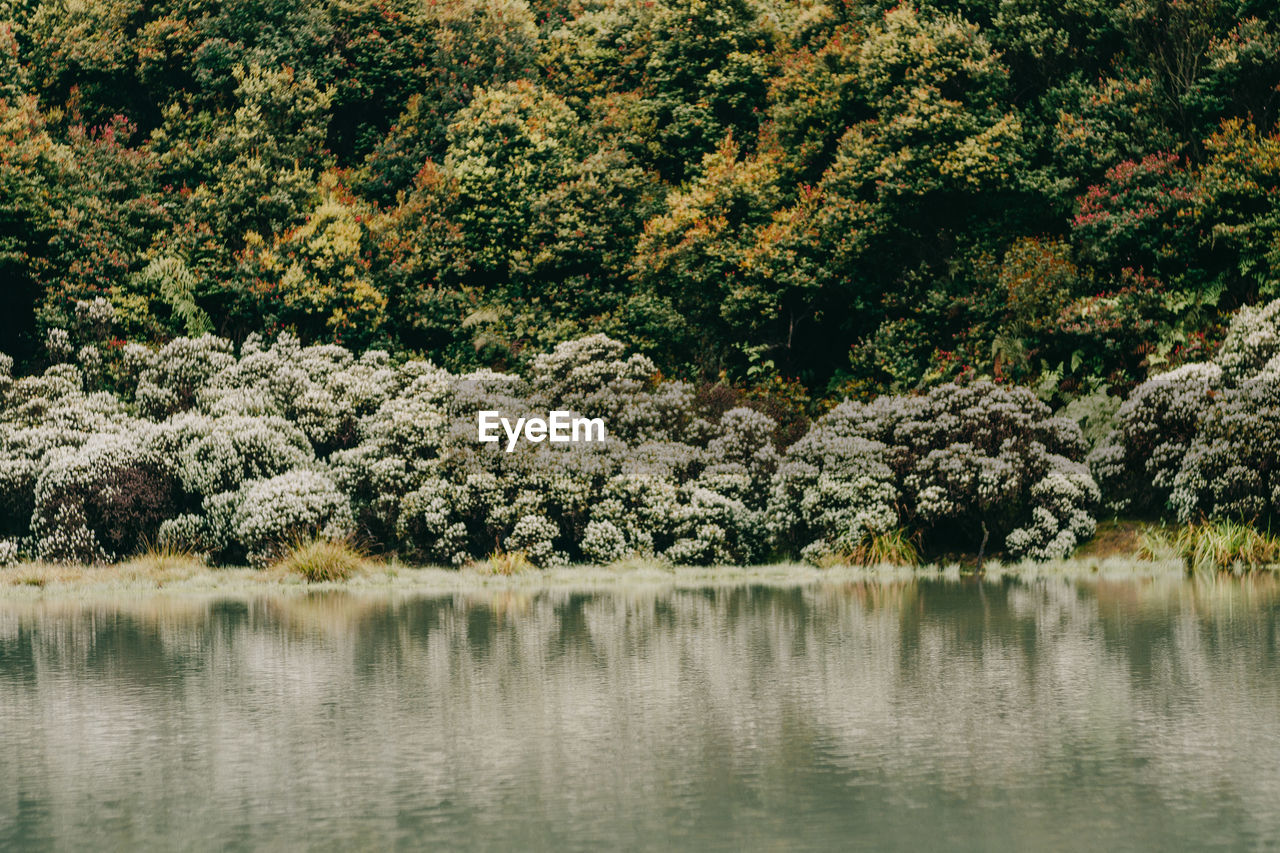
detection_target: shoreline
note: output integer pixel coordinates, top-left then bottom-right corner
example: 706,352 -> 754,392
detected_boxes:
0,556 -> 1199,602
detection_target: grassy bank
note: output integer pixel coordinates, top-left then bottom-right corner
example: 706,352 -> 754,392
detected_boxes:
4,519 -> 1277,601
0,554 -> 1193,601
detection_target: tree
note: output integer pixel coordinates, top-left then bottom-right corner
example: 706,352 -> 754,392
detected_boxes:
640,0 -> 776,181
1193,120 -> 1280,302
235,174 -> 388,348
0,95 -> 59,364
811,7 -> 1035,375
149,62 -> 333,328
355,0 -> 540,203
632,139 -> 787,372
442,80 -> 585,289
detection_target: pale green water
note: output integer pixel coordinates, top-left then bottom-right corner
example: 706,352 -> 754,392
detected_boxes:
2,575 -> 1280,851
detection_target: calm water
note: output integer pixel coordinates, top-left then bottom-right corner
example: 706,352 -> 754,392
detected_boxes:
2,575 -> 1280,851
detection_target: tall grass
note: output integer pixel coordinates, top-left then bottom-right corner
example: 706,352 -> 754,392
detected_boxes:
815,529 -> 921,568
1143,520 -> 1280,573
271,538 -> 374,583
468,550 -> 537,576
121,542 -> 207,581
0,543 -> 206,588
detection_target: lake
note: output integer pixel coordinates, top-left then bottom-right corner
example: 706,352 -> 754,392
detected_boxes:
2,573 -> 1279,850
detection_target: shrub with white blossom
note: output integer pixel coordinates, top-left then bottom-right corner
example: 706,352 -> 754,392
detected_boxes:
0,330 -> 1104,566
31,429 -> 179,562
230,469 -> 356,566
1093,299 -> 1280,524
771,382 -> 1097,562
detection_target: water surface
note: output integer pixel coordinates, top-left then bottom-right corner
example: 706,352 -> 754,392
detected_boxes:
2,574 -> 1279,850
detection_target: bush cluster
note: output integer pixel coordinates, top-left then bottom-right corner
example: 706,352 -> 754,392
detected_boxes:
771,383 -> 1097,562
0,333 -> 1100,566
1092,299 -> 1280,525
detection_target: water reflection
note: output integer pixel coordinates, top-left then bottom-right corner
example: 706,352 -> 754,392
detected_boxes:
1,575 -> 1279,851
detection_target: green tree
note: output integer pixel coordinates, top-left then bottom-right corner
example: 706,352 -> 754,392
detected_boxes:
355,0 -> 540,203
0,95 -> 60,363
632,139 -> 787,372
236,174 -> 388,348
442,80 -> 584,289
640,0 -> 775,181
1193,120 -> 1280,301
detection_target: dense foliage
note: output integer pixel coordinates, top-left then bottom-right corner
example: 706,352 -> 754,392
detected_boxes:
4,0 -> 1280,564
0,329 -> 1097,565
1093,298 -> 1280,526
1,0 -> 1277,401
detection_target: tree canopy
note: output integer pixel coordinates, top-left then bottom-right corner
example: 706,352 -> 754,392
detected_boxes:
1,0 -> 1278,404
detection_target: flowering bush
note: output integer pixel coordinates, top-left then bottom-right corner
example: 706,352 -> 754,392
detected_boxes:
31,430 -> 179,562
1093,299 -> 1280,523
230,470 -> 356,567
1088,363 -> 1222,514
771,382 -> 1097,562
0,331 -> 1103,566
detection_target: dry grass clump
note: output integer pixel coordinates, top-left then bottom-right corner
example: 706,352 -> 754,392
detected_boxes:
118,543 -> 206,584
0,563 -> 88,588
468,550 -> 537,576
270,538 -> 376,583
603,553 -> 673,573
1075,520 -> 1144,559
813,529 -> 921,568
0,543 -> 206,589
1135,524 -> 1182,562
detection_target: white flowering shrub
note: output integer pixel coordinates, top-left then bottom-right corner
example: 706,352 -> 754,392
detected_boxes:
580,519 -> 628,564
1215,300 -> 1280,383
45,328 -> 73,361
505,514 -> 566,568
134,336 -> 237,418
772,382 -> 1097,561
0,353 -> 12,399
1167,378 -> 1280,522
0,365 -> 131,539
528,334 -> 693,443
156,513 -> 209,555
396,478 -> 470,565
176,415 -> 314,497
31,430 -> 179,562
1088,363 -> 1222,514
770,429 -> 900,559
0,331 -> 1105,566
1093,299 -> 1280,523
231,469 -> 355,566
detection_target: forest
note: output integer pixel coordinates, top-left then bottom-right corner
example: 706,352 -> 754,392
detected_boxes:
1,0 -> 1279,568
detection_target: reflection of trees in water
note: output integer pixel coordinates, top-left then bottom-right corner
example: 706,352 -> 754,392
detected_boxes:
1,576 -> 1280,846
